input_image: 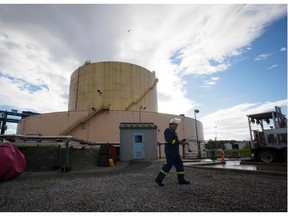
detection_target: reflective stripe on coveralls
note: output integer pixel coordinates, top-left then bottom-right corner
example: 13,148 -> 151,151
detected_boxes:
160,170 -> 184,176
176,171 -> 185,175
166,140 -> 176,144
160,170 -> 168,175
156,127 -> 187,183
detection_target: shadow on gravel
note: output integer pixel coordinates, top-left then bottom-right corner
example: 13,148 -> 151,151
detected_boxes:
122,160 -> 152,171
69,160 -> 153,177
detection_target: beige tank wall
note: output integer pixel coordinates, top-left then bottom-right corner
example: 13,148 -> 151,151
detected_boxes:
17,111 -> 89,136
68,62 -> 158,112
17,110 -> 204,144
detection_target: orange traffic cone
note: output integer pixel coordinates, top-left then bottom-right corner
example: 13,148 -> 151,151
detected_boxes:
221,154 -> 225,164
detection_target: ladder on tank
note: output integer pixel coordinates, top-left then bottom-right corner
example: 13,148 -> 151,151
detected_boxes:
60,104 -> 110,135
125,78 -> 158,111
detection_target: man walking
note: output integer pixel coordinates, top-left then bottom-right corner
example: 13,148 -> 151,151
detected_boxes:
155,118 -> 190,186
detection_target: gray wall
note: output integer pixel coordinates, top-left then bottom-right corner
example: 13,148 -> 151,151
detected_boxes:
120,127 -> 157,161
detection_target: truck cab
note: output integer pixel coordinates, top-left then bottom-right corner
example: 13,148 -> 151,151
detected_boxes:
247,106 -> 287,163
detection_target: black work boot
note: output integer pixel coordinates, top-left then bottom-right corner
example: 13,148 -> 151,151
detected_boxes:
155,178 -> 164,186
155,171 -> 166,186
179,179 -> 190,185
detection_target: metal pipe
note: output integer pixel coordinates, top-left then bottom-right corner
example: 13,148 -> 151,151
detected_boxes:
194,109 -> 201,159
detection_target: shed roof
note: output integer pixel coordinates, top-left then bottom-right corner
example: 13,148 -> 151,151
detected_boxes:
119,122 -> 157,129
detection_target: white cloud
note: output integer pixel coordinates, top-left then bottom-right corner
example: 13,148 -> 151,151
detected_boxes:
200,76 -> 220,88
200,99 -> 287,140
267,64 -> 278,70
254,53 -> 273,61
280,47 -> 286,52
0,4 -> 286,137
114,4 -> 286,115
0,27 -> 79,112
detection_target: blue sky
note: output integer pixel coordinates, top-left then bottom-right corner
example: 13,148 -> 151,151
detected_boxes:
187,17 -> 287,114
0,4 -> 287,140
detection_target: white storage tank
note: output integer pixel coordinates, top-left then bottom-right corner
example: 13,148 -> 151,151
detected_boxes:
68,61 -> 158,112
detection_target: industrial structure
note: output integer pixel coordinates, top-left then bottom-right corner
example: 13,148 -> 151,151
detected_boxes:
0,110 -> 39,135
247,106 -> 287,163
16,61 -> 205,158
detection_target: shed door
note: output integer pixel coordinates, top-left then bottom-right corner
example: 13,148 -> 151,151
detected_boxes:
133,132 -> 145,159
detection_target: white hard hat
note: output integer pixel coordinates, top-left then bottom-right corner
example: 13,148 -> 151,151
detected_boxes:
169,118 -> 181,125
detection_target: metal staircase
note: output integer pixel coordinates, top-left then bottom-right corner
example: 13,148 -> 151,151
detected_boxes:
60,104 -> 110,135
125,78 -> 158,111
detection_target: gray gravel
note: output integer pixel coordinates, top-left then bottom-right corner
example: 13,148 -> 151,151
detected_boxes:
0,161 -> 286,212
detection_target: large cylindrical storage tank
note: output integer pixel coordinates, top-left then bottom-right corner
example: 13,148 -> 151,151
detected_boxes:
68,61 -> 158,112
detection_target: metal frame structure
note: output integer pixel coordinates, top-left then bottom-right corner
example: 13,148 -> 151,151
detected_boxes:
0,110 -> 39,134
247,106 -> 287,162
0,134 -> 119,172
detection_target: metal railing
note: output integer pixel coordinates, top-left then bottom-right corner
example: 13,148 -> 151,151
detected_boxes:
157,140 -> 207,159
0,134 -> 119,172
157,142 -> 190,159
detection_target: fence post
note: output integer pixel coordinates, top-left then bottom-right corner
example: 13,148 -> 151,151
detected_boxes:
158,142 -> 162,159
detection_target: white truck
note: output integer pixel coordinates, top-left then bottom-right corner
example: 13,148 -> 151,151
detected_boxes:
247,106 -> 287,163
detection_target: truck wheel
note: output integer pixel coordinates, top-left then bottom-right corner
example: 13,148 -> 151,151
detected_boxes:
259,150 -> 276,163
283,151 -> 287,162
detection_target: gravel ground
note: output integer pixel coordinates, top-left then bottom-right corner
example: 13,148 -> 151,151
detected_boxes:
0,160 -> 287,212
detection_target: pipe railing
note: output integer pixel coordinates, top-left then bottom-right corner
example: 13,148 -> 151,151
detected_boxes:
157,142 -> 190,159
0,134 -> 119,172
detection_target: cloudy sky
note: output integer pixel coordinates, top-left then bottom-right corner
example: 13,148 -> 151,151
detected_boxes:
0,3 -> 287,140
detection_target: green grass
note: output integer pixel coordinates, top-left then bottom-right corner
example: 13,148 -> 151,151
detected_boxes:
206,149 -> 251,158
